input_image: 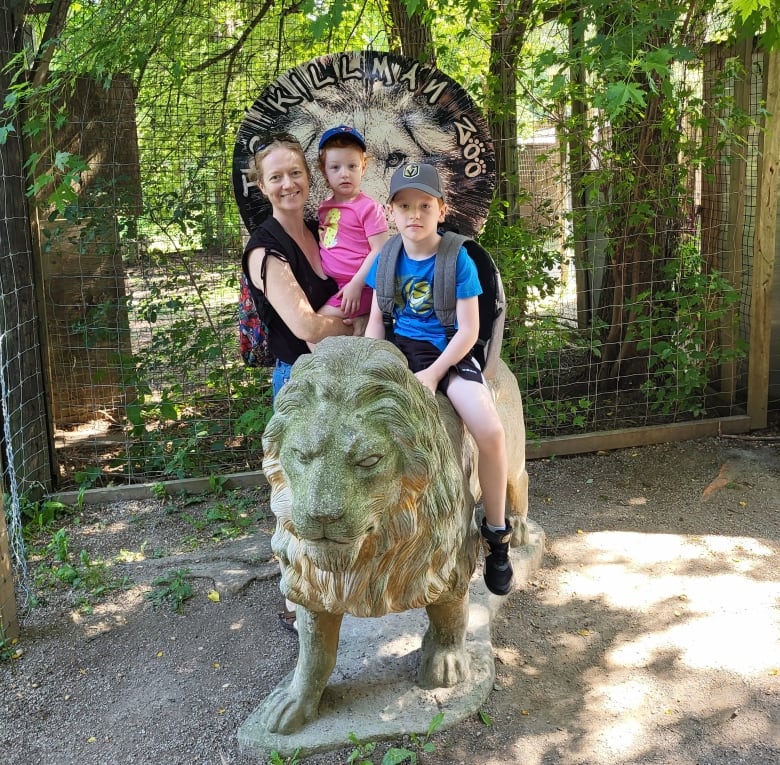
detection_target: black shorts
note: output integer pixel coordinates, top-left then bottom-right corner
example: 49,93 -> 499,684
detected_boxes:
394,335 -> 484,394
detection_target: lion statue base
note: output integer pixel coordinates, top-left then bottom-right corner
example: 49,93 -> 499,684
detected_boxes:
248,336 -> 531,737
238,518 -> 546,759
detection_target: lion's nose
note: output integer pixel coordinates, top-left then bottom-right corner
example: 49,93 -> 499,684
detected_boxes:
308,504 -> 345,523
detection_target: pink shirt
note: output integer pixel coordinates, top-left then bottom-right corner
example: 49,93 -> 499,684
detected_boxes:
318,192 -> 388,315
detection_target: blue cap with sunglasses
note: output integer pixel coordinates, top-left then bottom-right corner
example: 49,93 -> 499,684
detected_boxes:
318,125 -> 366,152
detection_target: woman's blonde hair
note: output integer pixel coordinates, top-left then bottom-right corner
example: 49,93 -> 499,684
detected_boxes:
248,133 -> 311,185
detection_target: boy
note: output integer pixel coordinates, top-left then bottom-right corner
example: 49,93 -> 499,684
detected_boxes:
316,125 -> 388,335
365,162 -> 514,596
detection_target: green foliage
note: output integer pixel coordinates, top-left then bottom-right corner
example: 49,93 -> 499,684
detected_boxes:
13,492 -> 72,535
346,713 -> 443,764
507,315 -> 596,437
4,1 -> 762,485
630,252 -> 746,417
151,482 -> 168,501
727,0 -> 780,50
268,749 -> 301,765
145,568 -> 194,614
0,637 -> 20,662
32,528 -> 131,610
481,196 -> 561,316
204,492 -> 264,539
346,732 -> 377,764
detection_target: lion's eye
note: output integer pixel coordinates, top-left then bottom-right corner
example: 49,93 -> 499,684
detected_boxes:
290,448 -> 312,464
356,454 -> 382,468
385,152 -> 406,169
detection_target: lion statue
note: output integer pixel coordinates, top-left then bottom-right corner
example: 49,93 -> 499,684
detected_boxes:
258,335 -> 528,734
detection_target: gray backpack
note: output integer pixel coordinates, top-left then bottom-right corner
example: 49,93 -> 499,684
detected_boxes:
374,231 -> 506,379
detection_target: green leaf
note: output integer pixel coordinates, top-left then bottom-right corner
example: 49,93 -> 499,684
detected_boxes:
126,403 -> 144,426
381,748 -> 415,765
605,82 -> 647,119
0,124 -> 15,145
427,711 -> 444,734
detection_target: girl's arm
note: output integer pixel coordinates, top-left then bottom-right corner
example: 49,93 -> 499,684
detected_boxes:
247,247 -> 352,344
338,230 -> 391,315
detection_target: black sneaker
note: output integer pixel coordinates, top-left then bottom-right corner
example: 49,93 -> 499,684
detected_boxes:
480,518 -> 514,595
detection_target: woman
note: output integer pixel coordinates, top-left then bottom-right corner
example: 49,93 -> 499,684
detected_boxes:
242,133 -> 353,397
242,134 -> 353,634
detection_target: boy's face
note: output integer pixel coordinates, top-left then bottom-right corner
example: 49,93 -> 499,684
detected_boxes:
387,188 -> 446,242
321,145 -> 366,203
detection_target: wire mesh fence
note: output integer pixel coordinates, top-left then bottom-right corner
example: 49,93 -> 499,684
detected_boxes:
1,5 -> 777,609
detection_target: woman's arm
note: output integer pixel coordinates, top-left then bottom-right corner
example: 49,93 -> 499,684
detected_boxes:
247,247 -> 352,344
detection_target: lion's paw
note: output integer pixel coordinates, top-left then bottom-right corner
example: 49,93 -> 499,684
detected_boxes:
418,646 -> 470,688
256,684 -> 319,735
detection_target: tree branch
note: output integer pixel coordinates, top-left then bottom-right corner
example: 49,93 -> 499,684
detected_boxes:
29,0 -> 71,88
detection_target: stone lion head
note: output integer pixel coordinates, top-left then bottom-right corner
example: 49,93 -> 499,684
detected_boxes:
261,336 -> 478,617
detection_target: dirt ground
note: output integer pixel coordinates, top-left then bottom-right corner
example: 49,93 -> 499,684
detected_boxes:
2,432 -> 779,765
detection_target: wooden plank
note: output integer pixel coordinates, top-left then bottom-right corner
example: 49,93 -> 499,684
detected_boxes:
721,38 -> 753,401
748,49 -> 780,428
51,417 -> 753,507
526,416 -> 752,459
0,495 -> 20,641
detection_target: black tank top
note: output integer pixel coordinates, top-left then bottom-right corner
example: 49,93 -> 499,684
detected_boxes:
242,217 -> 337,364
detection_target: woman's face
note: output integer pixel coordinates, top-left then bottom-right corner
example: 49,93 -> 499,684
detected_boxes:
258,145 -> 310,214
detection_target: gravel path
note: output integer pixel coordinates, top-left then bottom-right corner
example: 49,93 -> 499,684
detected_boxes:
2,435 -> 779,764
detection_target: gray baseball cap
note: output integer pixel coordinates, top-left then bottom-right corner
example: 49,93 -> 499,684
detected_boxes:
387,163 -> 444,202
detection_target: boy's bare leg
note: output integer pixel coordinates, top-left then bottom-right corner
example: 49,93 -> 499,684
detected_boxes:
447,374 -> 514,594
447,375 -> 508,525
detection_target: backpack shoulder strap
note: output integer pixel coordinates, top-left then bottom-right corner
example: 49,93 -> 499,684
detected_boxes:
462,238 -> 506,378
434,231 -> 470,331
374,234 -> 404,336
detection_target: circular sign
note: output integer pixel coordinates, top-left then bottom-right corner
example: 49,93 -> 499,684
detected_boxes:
232,50 -> 495,238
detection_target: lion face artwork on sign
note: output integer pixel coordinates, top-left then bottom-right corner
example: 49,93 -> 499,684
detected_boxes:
255,337 -> 528,735
232,51 -> 496,238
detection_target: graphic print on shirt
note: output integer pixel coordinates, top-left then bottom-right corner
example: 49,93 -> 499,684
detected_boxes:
400,275 -> 434,317
320,208 -> 341,248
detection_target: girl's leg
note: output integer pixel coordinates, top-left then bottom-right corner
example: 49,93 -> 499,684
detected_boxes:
318,304 -> 367,335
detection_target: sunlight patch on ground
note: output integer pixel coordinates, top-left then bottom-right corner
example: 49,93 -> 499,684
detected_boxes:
529,529 -> 780,763
551,531 -> 780,676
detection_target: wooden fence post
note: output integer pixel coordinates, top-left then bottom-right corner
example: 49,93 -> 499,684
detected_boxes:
748,48 -> 780,428
0,494 -> 19,642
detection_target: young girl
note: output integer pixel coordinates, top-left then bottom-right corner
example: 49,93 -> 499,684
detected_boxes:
364,162 -> 514,596
316,125 -> 388,334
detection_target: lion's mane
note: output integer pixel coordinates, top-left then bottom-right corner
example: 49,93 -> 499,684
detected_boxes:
261,337 -> 479,618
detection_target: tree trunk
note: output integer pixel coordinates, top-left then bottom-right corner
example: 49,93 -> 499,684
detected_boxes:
596,92 -> 682,381
0,5 -> 57,494
32,75 -> 141,425
487,1 -> 530,222
386,0 -> 435,62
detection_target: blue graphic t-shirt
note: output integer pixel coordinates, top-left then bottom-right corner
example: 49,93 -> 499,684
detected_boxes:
366,243 -> 482,352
